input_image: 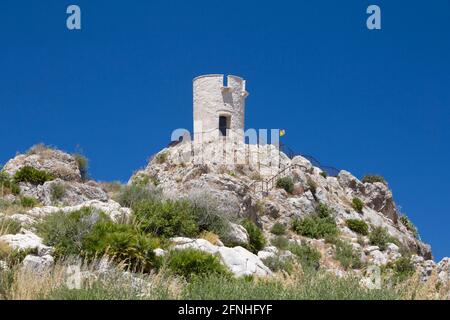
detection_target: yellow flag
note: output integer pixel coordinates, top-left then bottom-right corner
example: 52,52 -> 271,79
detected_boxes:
280,129 -> 286,137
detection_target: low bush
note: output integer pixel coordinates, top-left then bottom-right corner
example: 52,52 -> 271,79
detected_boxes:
165,249 -> 229,279
288,243 -> 321,271
35,208 -> 106,258
399,215 -> 418,238
276,177 -> 294,194
35,208 -> 159,270
352,197 -> 364,213
346,219 -> 369,236
50,183 -> 66,203
13,166 -> 54,185
0,171 -> 20,196
271,236 -> 289,250
306,177 -> 317,195
20,196 -> 39,208
133,199 -> 199,238
262,255 -> 294,273
74,154 -> 89,181
155,152 -> 168,164
117,184 -> 162,208
242,220 -> 266,254
320,171 -> 328,178
82,221 -> 159,271
292,204 -> 339,239
369,226 -> 392,251
187,193 -> 231,241
362,175 -> 386,185
270,223 -> 286,236
334,240 -> 363,270
392,256 -> 415,282
0,218 -> 21,235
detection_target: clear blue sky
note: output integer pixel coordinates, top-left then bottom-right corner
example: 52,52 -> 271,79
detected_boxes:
0,1 -> 449,260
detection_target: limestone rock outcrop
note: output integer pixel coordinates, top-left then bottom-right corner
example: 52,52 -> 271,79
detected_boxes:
170,237 -> 272,277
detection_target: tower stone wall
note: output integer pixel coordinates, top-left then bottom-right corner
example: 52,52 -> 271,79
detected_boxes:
193,74 -> 248,143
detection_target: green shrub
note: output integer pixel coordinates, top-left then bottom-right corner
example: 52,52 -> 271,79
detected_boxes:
187,194 -> 231,242
288,243 -> 321,271
362,175 -> 386,185
306,177 -> 317,195
334,240 -> 363,270
352,197 -> 364,213
20,196 -> 39,208
271,236 -> 289,250
242,220 -> 266,254
0,218 -> 21,235
276,177 -> 294,194
117,184 -> 162,208
346,219 -> 369,236
133,199 -> 198,238
270,223 -> 286,236
74,154 -> 89,181
165,249 -> 229,279
35,208 -> 107,258
82,221 -> 159,271
35,207 -> 159,270
155,152 -> 168,164
50,183 -> 66,202
399,215 -> 418,238
10,183 -> 20,195
320,171 -> 328,178
13,166 -> 54,185
392,256 -> 415,282
262,255 -> 294,273
292,204 -> 339,239
0,169 -> 20,196
369,226 -> 392,251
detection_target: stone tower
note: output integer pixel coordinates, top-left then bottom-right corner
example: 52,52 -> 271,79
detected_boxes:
193,74 -> 249,143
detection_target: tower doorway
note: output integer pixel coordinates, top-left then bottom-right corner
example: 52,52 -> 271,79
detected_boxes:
219,115 -> 230,137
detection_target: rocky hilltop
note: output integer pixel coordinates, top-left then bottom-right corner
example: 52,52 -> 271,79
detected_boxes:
0,143 -> 448,299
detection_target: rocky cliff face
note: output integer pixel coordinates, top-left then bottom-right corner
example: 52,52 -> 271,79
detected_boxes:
131,141 -> 431,260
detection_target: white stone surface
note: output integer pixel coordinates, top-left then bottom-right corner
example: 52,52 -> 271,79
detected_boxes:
193,74 -> 248,143
22,254 -> 54,272
27,199 -> 131,222
170,237 -> 272,277
0,232 -> 52,256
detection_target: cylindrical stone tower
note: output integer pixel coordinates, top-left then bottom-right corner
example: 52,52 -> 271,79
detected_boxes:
193,74 -> 249,143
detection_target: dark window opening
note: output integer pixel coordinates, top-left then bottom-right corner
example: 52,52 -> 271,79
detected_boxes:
219,116 -> 229,137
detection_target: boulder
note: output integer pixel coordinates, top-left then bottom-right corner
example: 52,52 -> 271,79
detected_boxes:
19,179 -> 108,207
337,170 -> 364,193
369,250 -> 388,266
153,248 -> 166,257
363,182 -> 398,223
228,223 -> 249,245
170,237 -> 272,277
0,232 -> 52,256
257,246 -> 278,260
364,246 -> 380,254
22,254 -> 54,273
291,156 -> 313,173
8,214 -> 37,228
3,148 -> 81,181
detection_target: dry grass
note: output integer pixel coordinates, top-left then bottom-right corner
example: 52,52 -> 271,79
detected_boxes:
199,231 -> 220,245
397,270 -> 449,300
